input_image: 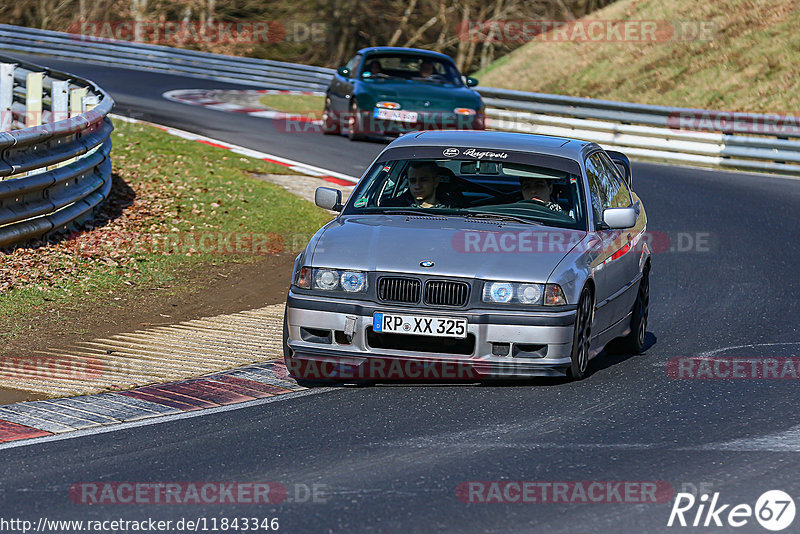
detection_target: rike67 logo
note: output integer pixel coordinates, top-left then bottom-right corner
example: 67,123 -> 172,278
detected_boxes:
668,490 -> 796,531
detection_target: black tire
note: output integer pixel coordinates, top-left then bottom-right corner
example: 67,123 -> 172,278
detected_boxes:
567,287 -> 593,380
321,97 -> 340,135
615,266 -> 650,354
347,101 -> 366,141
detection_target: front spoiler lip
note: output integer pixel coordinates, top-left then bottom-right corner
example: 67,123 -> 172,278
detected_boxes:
285,344 -> 570,380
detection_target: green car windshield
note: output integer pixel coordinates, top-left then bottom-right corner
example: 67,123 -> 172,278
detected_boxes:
360,55 -> 463,86
344,158 -> 587,230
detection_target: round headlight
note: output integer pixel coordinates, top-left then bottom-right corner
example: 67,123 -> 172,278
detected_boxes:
484,282 -> 513,303
314,269 -> 339,290
340,271 -> 366,292
517,284 -> 543,304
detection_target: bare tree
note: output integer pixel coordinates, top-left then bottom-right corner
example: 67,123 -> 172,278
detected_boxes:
0,0 -> 618,70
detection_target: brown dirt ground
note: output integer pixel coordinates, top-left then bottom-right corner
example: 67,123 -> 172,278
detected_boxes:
0,252 -> 295,405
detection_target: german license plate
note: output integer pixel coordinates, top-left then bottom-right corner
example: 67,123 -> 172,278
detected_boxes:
374,108 -> 419,123
373,312 -> 467,338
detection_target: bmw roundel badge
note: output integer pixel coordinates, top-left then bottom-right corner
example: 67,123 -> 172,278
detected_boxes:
420,260 -> 435,268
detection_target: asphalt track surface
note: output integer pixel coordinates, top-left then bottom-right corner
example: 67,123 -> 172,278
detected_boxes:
3,54 -> 800,533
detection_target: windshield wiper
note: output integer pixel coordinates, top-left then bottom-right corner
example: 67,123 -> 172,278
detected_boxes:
368,74 -> 403,81
462,212 -> 541,225
377,209 -> 450,217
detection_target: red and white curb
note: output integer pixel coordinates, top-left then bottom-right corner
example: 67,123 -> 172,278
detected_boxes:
163,88 -> 324,124
111,113 -> 357,186
0,113 -> 361,444
0,360 -> 304,443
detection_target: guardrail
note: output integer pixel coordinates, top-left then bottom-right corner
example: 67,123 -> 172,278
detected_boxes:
0,53 -> 114,248
0,24 -> 335,92
479,87 -> 800,176
1,24 -> 797,176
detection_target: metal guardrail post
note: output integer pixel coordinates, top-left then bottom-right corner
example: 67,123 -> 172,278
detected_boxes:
25,71 -> 43,128
51,80 -> 69,122
70,87 -> 87,117
0,63 -> 12,132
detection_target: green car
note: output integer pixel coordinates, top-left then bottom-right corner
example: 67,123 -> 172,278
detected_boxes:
323,47 -> 485,141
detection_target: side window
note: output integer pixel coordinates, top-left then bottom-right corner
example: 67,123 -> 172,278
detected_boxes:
585,156 -> 607,226
349,55 -> 363,79
597,152 -> 632,208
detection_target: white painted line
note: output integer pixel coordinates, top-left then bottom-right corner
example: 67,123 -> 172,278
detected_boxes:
110,113 -> 359,183
691,424 -> 800,452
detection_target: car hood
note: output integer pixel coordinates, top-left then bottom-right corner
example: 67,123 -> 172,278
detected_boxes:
310,215 -> 587,282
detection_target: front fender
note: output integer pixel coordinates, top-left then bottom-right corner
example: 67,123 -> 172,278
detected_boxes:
546,234 -> 594,305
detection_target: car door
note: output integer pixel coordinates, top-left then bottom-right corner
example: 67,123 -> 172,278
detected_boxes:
597,151 -> 644,318
585,152 -> 632,334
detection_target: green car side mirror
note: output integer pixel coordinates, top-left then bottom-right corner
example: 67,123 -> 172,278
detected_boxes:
337,67 -> 350,77
466,77 -> 479,87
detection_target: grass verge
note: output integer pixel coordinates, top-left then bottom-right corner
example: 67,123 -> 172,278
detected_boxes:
259,94 -> 325,116
0,120 -> 331,341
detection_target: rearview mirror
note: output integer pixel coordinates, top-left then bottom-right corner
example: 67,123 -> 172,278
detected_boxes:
603,207 -> 637,229
337,67 -> 350,77
465,77 -> 479,87
315,187 -> 343,211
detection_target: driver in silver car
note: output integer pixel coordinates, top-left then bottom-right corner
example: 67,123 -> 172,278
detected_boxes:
384,161 -> 451,208
519,177 -> 565,213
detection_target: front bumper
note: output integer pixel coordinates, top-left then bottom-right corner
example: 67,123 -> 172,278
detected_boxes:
357,110 -> 485,135
285,291 -> 576,380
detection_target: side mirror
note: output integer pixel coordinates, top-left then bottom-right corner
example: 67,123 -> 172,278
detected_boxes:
606,150 -> 632,187
465,77 -> 479,87
337,67 -> 350,77
315,187 -> 343,211
603,207 -> 637,229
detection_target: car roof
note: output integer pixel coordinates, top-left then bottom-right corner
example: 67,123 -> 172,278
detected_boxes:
357,47 -> 454,62
384,130 -> 599,160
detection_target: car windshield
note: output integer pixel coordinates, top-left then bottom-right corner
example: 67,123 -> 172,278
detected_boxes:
360,54 -> 463,86
344,157 -> 587,230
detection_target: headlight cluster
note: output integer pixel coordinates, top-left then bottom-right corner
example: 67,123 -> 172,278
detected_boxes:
295,267 -> 366,293
482,281 -> 567,306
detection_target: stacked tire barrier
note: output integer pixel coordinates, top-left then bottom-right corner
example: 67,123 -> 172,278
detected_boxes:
0,53 -> 114,248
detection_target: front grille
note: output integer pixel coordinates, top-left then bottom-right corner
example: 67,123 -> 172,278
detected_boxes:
378,277 -> 421,303
424,280 -> 470,307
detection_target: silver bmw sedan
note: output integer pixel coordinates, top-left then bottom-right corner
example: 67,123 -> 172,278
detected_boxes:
283,130 -> 650,382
